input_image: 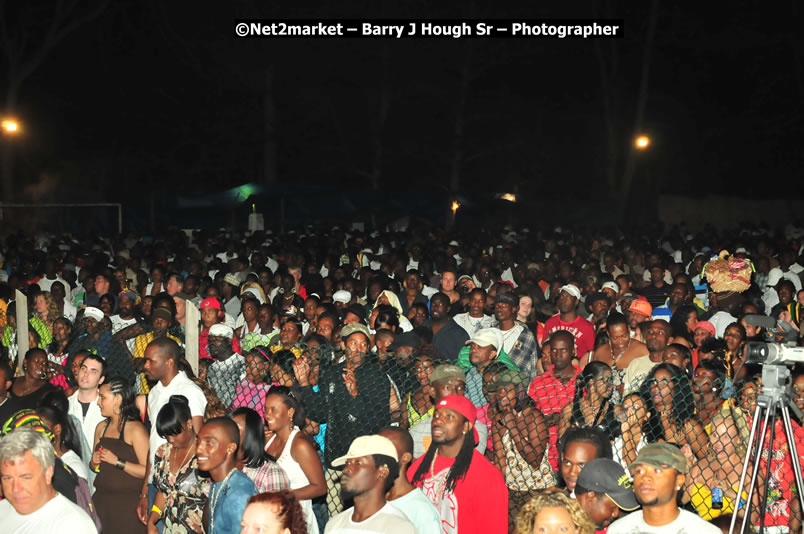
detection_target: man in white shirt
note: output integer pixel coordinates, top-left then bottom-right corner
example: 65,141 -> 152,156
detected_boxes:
67,354 -> 106,467
135,337 -> 207,523
453,288 -> 497,337
205,323 -> 246,407
378,428 -> 441,534
0,427 -> 97,533
325,435 -> 416,534
607,443 -> 720,534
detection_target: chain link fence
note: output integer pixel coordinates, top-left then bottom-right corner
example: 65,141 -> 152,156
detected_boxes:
4,310 -> 803,533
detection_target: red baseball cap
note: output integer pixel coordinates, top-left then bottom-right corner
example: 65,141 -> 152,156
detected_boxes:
200,297 -> 221,311
435,395 -> 479,445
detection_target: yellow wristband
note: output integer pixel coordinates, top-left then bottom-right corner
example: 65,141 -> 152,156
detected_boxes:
151,504 -> 162,516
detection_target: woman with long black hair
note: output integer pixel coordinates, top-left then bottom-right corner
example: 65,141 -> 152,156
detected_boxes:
558,361 -> 619,441
37,404 -> 88,482
230,407 -> 290,493
639,362 -> 708,460
669,305 -> 698,348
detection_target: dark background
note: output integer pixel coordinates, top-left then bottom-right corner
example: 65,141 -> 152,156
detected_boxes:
2,1 -> 803,230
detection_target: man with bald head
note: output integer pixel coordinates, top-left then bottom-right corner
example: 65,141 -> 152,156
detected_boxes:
136,338 -> 207,523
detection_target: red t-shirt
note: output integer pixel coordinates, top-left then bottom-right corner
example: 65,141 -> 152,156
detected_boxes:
409,449 -> 508,534
544,314 -> 596,356
528,365 -> 580,470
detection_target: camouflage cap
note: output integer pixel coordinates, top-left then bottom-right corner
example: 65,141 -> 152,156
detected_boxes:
628,442 -> 688,474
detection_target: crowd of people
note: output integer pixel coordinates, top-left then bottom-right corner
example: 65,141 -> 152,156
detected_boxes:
0,221 -> 803,534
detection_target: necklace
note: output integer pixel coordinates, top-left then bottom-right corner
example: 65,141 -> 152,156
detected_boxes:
428,449 -> 447,502
170,437 -> 196,474
609,339 -> 631,366
209,468 -> 237,534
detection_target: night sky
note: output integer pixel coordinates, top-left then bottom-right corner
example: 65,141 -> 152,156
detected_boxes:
5,1 -> 804,209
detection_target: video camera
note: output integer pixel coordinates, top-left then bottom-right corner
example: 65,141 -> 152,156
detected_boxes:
744,341 -> 804,366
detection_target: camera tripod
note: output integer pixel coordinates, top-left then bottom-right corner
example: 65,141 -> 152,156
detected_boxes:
729,364 -> 804,534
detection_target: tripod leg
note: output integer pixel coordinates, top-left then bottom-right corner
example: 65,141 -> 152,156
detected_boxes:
758,402 -> 779,534
731,403 -> 762,534
780,404 -> 804,514
734,403 -> 772,534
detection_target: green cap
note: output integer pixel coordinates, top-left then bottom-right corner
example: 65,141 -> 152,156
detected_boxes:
628,442 -> 688,474
430,364 -> 466,385
486,368 -> 529,393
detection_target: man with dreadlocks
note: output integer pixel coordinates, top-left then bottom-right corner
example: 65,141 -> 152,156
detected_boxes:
408,395 -> 507,534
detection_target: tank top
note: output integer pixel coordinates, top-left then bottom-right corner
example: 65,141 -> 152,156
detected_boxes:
502,415 -> 555,492
267,427 -> 319,534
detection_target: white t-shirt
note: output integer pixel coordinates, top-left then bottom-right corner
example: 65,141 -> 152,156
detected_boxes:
390,489 -> 442,534
324,502 -> 416,534
0,492 -> 97,533
607,509 -> 721,534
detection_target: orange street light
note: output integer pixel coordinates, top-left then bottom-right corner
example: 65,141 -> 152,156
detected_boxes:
2,119 -> 20,135
635,135 -> 651,150
451,200 -> 460,214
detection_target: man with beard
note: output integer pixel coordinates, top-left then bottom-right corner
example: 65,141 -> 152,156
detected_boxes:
132,307 -> 181,394
494,292 -> 539,377
110,289 -> 138,354
206,324 -> 246,407
430,292 -> 469,362
607,443 -> 720,534
409,395 -> 508,534
409,364 -> 489,458
574,458 -> 639,530
623,320 -> 670,396
452,288 -> 496,337
325,435 -> 416,533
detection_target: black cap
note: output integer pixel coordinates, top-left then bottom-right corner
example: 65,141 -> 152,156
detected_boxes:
495,292 -> 517,306
577,459 -> 639,511
388,332 -> 421,352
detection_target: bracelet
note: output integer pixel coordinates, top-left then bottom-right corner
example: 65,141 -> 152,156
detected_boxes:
116,459 -> 127,471
140,492 -> 149,499
151,504 -> 162,517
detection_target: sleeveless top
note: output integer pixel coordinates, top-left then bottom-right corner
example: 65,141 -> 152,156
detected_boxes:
502,412 -> 555,492
94,419 -> 145,534
267,427 -> 319,534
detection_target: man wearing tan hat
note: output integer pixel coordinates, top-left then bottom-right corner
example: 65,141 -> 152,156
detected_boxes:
408,364 -> 488,458
325,435 -> 416,533
607,443 -> 720,534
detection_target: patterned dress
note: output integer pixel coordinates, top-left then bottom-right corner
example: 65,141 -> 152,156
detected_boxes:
153,442 -> 210,533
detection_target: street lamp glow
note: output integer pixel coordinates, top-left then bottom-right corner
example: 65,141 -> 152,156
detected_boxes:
635,135 -> 651,149
2,119 -> 20,134
451,200 -> 461,214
